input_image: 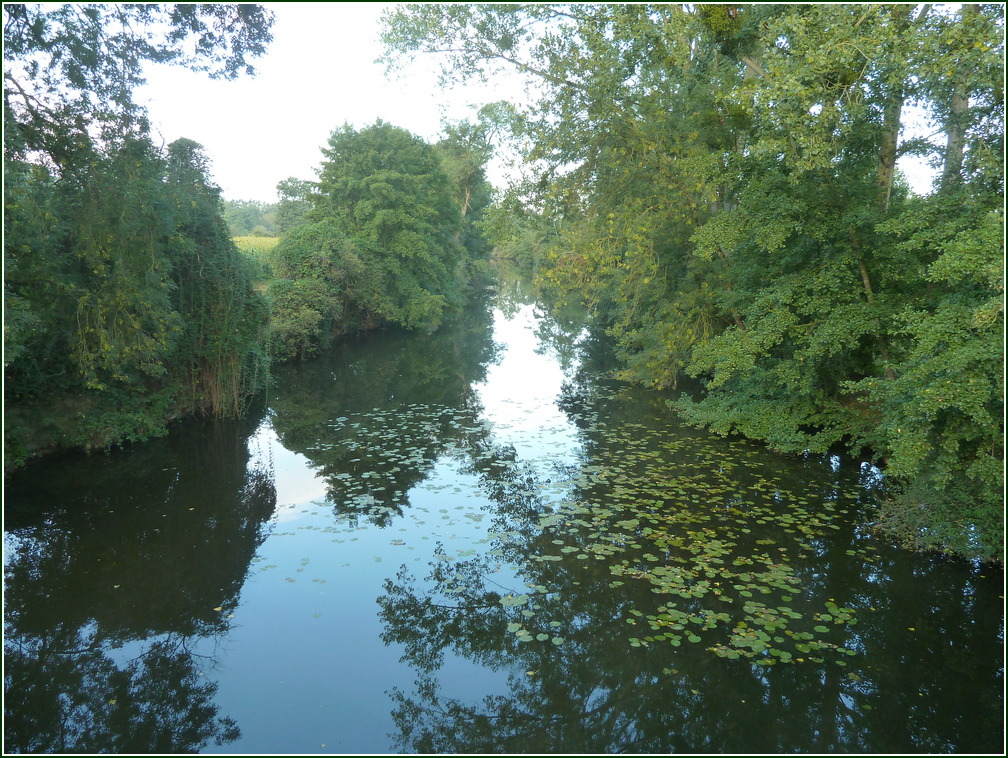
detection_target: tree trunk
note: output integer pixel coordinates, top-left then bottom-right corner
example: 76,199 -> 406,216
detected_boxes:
877,93 -> 903,214
453,181 -> 472,246
876,5 -> 912,215
939,4 -> 979,192
850,226 -> 898,381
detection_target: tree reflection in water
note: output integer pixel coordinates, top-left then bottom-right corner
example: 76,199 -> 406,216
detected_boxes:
379,479 -> 1003,753
268,290 -> 502,530
376,285 -> 1003,754
3,417 -> 276,753
4,266 -> 1001,754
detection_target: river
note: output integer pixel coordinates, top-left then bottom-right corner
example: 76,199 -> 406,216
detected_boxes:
3,270 -> 1003,754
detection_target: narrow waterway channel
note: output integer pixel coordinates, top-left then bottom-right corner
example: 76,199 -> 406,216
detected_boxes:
3,271 -> 1003,754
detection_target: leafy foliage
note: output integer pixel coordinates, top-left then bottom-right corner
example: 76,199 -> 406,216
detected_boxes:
267,220 -> 358,360
164,139 -> 270,418
274,177 -> 314,234
4,136 -> 270,460
265,121 -> 493,357
4,3 -> 274,166
223,199 -> 277,236
312,120 -> 464,324
436,111 -> 498,268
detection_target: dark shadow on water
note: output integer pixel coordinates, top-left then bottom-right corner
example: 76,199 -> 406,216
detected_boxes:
3,414 -> 276,753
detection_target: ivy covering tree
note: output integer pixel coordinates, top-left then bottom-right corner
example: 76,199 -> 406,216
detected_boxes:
267,120 -> 490,360
4,4 -> 275,466
381,3 -> 1004,562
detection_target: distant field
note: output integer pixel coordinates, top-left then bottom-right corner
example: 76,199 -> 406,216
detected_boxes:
233,236 -> 278,285
233,236 -> 280,255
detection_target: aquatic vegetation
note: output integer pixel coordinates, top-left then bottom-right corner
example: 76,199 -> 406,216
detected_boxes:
485,384 -> 878,666
327,378 -> 879,668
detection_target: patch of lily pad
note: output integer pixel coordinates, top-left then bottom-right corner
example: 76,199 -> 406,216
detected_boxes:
515,393 -> 873,666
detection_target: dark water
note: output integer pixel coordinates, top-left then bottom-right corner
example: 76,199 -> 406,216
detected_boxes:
3,273 -> 1004,754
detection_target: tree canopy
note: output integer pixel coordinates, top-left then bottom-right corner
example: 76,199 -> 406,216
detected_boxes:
274,177 -> 314,234
223,200 -> 277,236
265,120 -> 491,360
4,3 -> 274,164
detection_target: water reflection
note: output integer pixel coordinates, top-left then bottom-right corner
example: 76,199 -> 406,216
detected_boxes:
4,418 -> 275,753
266,294 -> 501,528
377,405 -> 1003,753
3,267 -> 1003,754
375,285 -> 1003,754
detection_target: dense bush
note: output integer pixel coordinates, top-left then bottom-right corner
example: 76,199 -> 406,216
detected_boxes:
264,121 -> 492,356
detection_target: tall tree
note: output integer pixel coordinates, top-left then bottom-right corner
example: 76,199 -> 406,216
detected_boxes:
274,177 -> 314,234
264,122 -> 485,359
436,111 -> 496,263
164,138 -> 270,417
311,120 -> 467,328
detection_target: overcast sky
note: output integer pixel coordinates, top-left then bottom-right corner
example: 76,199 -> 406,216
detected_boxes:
136,3 -> 518,203
136,3 -> 935,204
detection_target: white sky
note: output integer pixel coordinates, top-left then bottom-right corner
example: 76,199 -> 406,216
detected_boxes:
136,2 -> 520,203
135,2 -> 936,204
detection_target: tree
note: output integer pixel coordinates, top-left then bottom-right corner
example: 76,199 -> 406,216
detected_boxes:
223,199 -> 277,236
262,121 -> 494,357
164,138 -> 270,417
274,177 -> 314,234
310,120 -> 468,329
3,3 -> 274,166
267,219 -> 356,360
3,4 -> 275,464
436,111 -> 497,263
4,133 -> 269,463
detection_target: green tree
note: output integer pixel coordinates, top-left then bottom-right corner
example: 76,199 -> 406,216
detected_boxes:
3,4 -> 274,464
267,219 -> 358,359
480,185 -> 558,273
223,199 -> 277,236
4,3 -> 274,165
274,177 -> 314,234
310,120 -> 468,329
436,111 -> 497,264
164,138 -> 270,417
263,122 -> 496,358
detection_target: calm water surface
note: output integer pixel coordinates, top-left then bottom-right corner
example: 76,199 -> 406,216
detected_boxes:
3,274 -> 1004,754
